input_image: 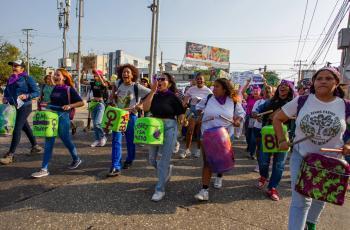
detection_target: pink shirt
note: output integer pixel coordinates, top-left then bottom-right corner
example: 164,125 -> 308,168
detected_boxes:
246,95 -> 259,115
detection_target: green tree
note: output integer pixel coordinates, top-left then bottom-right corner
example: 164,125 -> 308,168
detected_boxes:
29,58 -> 46,84
0,40 -> 21,85
263,71 -> 280,87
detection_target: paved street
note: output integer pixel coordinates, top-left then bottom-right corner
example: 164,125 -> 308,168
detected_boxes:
0,108 -> 349,230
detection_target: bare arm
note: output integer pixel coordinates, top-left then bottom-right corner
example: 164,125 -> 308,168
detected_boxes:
272,110 -> 290,150
142,80 -> 158,112
241,79 -> 251,100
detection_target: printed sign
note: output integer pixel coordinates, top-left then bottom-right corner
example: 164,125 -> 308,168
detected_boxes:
261,125 -> 289,153
33,111 -> 59,137
102,106 -> 130,132
134,118 -> 164,145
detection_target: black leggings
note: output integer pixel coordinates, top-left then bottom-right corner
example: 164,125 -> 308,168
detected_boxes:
9,103 -> 37,153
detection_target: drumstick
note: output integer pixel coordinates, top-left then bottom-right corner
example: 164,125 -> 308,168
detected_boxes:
288,135 -> 313,147
219,115 -> 234,124
320,148 -> 343,153
256,110 -> 274,117
202,117 -> 215,123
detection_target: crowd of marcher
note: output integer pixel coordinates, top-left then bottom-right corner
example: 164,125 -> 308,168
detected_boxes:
1,59 -> 350,230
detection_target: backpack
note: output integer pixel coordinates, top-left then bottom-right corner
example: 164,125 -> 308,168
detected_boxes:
116,80 -> 139,103
296,94 -> 350,142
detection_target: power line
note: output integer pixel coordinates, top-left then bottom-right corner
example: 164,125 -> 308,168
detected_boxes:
305,0 -> 341,62
294,0 -> 309,62
298,0 -> 319,60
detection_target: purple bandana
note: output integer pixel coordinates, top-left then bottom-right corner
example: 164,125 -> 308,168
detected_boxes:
8,72 -> 28,85
215,96 -> 227,105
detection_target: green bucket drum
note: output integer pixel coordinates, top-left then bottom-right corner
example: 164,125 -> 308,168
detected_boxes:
134,117 -> 164,145
101,106 -> 130,132
261,125 -> 289,153
0,104 -> 16,136
33,111 -> 59,137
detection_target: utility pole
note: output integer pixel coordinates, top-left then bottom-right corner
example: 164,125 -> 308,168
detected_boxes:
21,29 -> 34,75
76,0 -> 84,95
294,60 -> 307,81
148,0 -> 159,81
159,51 -> 163,74
153,0 -> 160,77
57,0 -> 70,68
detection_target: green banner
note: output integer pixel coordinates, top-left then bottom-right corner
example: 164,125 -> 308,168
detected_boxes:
134,117 -> 164,145
261,125 -> 289,153
33,111 -> 59,137
101,106 -> 130,132
0,104 -> 16,136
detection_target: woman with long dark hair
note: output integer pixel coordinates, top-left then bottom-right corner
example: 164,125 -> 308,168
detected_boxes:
1,60 -> 42,165
194,78 -> 245,201
255,80 -> 294,201
142,72 -> 186,201
31,68 -> 84,178
274,67 -> 350,230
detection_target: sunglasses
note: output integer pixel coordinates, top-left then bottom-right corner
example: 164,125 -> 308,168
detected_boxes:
157,77 -> 167,82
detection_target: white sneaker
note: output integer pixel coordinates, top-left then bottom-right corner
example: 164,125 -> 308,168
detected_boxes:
194,189 -> 209,201
166,164 -> 173,182
31,169 -> 49,178
214,177 -> 223,189
173,141 -> 180,154
99,137 -> 107,147
253,165 -> 259,173
193,149 -> 201,158
90,140 -> 100,147
179,149 -> 191,159
151,191 -> 165,202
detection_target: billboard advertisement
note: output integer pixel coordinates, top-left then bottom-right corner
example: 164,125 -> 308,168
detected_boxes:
185,42 -> 230,69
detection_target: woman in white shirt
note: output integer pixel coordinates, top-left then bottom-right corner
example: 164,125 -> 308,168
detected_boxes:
194,78 -> 245,201
181,73 -> 212,158
273,67 -> 350,230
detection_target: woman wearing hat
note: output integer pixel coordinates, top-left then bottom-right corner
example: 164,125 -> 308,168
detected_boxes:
254,79 -> 294,201
274,67 -> 350,230
0,60 -> 42,165
89,69 -> 109,147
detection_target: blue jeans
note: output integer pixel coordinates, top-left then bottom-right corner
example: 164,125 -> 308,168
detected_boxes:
249,127 -> 262,157
148,119 -> 178,192
258,146 -> 287,189
111,114 -> 137,170
288,149 -> 325,230
91,102 -> 105,141
42,112 -> 80,169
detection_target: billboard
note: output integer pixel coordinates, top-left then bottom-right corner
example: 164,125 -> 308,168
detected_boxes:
185,42 -> 230,69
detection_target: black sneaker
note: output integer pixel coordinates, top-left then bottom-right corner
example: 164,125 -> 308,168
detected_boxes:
122,161 -> 132,169
107,168 -> 121,177
68,159 -> 82,169
27,145 -> 43,156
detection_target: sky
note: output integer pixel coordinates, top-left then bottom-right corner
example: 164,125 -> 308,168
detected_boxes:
0,0 -> 348,80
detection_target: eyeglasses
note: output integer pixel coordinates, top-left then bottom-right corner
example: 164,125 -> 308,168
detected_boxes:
157,77 -> 167,82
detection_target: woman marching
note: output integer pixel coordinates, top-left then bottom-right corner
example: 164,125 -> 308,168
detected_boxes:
37,74 -> 55,111
181,73 -> 212,158
31,68 -> 84,178
241,79 -> 262,159
89,69 -> 109,147
142,73 -> 186,201
273,67 -> 350,230
107,64 -> 150,177
194,78 -> 245,201
1,60 -> 42,165
255,80 -> 294,201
